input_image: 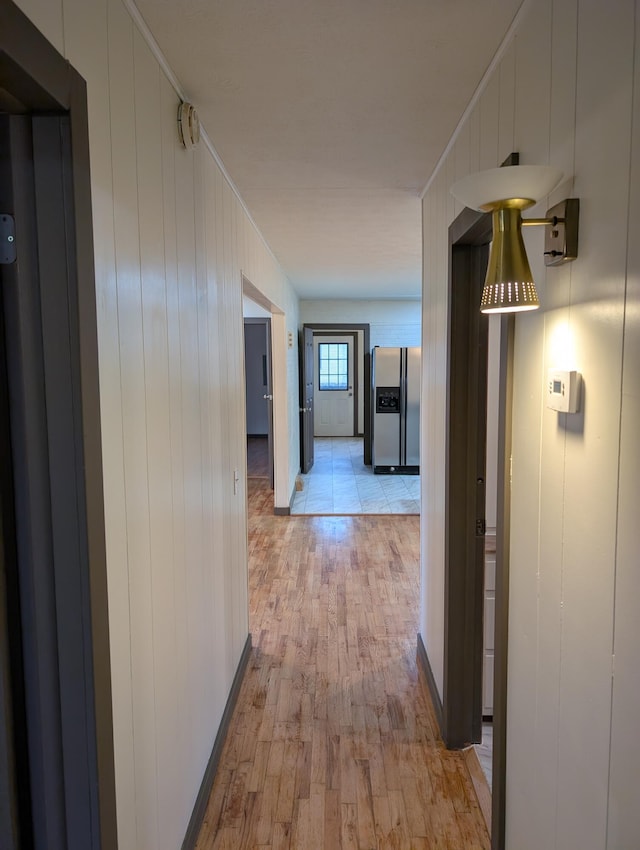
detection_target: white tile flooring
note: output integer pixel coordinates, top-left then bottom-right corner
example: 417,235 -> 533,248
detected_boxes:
292,437 -> 420,515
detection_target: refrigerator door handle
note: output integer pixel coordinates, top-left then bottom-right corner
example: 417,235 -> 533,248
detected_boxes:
400,348 -> 407,466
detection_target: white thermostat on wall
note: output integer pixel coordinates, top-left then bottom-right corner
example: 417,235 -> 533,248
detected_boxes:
547,368 -> 582,413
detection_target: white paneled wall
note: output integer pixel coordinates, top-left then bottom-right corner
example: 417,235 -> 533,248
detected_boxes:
299,299 -> 422,348
421,1 -> 640,847
14,0 -> 299,847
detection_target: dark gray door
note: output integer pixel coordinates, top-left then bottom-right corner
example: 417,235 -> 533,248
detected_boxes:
300,326 -> 314,473
244,318 -> 274,488
0,109 -> 113,850
0,271 -> 25,850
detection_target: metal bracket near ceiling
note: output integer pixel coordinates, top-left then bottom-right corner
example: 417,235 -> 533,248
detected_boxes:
177,102 -> 200,149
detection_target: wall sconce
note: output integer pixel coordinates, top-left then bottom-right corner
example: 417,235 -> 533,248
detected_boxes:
450,165 -> 579,313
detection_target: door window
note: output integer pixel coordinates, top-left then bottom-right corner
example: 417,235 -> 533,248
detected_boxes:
318,342 -> 348,390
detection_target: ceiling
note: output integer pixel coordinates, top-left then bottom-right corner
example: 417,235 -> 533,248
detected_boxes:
134,0 -> 523,301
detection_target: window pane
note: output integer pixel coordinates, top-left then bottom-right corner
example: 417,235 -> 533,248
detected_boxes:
318,342 -> 348,390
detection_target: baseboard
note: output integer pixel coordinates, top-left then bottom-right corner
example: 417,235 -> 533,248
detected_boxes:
416,633 -> 444,735
274,480 -> 296,515
181,633 -> 252,850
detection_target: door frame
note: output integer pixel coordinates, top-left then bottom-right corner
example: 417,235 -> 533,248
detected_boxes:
444,236 -> 490,750
303,323 -> 371,463
442,197 -> 515,850
0,4 -> 116,847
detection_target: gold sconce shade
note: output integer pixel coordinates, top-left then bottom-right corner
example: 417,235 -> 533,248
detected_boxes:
481,207 -> 539,313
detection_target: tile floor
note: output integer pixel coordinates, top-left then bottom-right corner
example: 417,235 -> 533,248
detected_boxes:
291,436 -> 420,515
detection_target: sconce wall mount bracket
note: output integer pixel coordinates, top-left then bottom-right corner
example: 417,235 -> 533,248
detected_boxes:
488,196 -> 580,266
542,198 -> 579,266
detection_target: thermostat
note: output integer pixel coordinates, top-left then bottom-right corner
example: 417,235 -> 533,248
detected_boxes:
547,368 -> 581,413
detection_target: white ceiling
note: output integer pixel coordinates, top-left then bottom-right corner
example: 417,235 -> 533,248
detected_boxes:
134,0 -> 523,300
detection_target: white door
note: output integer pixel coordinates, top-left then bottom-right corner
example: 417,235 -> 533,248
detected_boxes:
313,335 -> 355,437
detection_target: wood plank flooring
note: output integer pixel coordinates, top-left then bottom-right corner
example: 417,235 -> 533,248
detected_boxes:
195,478 -> 489,849
247,435 -> 270,478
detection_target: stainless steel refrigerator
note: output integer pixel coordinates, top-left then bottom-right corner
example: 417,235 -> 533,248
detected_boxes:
372,346 -> 420,473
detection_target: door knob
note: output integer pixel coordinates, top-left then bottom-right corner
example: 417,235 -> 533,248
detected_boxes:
300,407 -> 309,413
263,394 -> 273,400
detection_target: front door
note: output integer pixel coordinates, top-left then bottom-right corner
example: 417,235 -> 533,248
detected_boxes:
313,335 -> 355,437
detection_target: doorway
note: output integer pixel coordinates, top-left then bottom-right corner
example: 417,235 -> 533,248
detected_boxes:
301,323 -> 371,464
313,333 -> 357,437
295,323 -> 422,517
241,277 -> 291,514
442,196 -> 515,850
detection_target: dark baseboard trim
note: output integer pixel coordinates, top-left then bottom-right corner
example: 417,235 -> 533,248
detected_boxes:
416,633 -> 444,735
182,633 -> 252,850
274,481 -> 297,516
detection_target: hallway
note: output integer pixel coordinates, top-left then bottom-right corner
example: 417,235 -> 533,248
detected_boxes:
195,479 -> 488,849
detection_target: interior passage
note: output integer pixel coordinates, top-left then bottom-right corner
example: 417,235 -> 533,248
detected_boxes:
195,478 -> 489,849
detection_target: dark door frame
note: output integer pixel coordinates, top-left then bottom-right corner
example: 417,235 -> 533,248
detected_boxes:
243,317 -> 274,488
442,186 -> 516,849
443,231 -> 490,749
302,323 -> 371,464
0,3 -> 116,849
418,153 -> 517,850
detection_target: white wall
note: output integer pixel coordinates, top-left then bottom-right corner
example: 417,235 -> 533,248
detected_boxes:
243,295 -> 271,318
421,1 -> 640,847
13,0 -> 299,847
300,298 -> 422,348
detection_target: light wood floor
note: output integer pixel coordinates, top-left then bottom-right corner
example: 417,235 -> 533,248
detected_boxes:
247,435 -> 270,478
195,478 -> 489,849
